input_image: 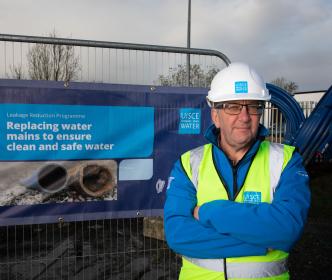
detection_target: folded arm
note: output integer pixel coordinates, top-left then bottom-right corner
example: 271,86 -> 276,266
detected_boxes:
164,160 -> 266,258
198,152 -> 311,252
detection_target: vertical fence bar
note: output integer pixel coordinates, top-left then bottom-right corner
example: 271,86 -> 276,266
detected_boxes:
4,41 -> 7,77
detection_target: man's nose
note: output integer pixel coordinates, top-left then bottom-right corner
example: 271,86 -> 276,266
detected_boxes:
238,105 -> 250,120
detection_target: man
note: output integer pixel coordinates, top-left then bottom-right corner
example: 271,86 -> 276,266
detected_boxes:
164,62 -> 310,280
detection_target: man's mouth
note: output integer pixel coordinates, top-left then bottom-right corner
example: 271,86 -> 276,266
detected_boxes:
236,127 -> 250,130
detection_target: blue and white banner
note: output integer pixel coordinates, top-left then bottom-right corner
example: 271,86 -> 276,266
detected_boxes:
1,104 -> 154,160
0,80 -> 210,226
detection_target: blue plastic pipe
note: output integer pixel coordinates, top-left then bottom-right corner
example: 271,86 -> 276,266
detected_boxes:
291,85 -> 332,165
266,83 -> 305,145
268,83 -> 332,165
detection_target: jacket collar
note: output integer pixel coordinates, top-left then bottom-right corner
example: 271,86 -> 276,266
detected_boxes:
204,124 -> 268,160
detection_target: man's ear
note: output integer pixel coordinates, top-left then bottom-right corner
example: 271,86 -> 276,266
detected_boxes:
211,109 -> 220,128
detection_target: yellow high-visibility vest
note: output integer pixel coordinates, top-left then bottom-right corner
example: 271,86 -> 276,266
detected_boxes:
179,141 -> 295,280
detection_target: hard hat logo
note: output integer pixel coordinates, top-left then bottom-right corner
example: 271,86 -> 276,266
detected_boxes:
235,81 -> 248,94
207,62 -> 271,107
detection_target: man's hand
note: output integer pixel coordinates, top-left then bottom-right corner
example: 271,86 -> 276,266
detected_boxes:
193,206 -> 200,220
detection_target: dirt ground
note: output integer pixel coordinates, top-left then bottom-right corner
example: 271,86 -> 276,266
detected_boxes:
288,163 -> 332,279
0,163 -> 330,279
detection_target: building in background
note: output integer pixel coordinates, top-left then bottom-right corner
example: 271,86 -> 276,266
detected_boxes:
293,90 -> 326,117
293,90 -> 325,103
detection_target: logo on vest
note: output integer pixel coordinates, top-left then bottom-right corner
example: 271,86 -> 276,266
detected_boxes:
243,191 -> 261,204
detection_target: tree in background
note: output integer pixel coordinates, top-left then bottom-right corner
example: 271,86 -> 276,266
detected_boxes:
8,32 -> 80,81
270,77 -> 298,94
9,65 -> 25,80
27,32 -> 80,81
158,64 -> 219,87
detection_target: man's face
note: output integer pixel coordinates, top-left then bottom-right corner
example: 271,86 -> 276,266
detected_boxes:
211,100 -> 262,151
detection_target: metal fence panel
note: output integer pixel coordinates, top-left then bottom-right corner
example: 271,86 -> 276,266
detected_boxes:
0,218 -> 181,280
0,34 -> 230,87
0,34 -> 318,279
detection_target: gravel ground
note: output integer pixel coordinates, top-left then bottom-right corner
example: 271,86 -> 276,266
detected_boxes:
288,163 -> 332,279
0,163 -> 330,279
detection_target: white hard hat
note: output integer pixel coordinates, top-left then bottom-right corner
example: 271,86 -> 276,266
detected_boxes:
207,62 -> 271,107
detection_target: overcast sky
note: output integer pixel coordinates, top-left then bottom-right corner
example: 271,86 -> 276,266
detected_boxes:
1,0 -> 331,91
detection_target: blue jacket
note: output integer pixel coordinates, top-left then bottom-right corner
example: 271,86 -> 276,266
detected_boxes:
164,124 -> 310,259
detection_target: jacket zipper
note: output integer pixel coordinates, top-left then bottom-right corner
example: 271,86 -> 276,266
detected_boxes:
223,166 -> 238,279
223,258 -> 228,280
213,139 -> 263,278
232,166 -> 238,201
212,144 -> 257,279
